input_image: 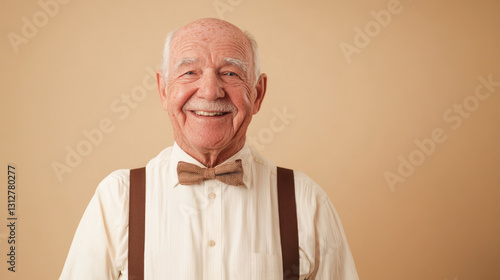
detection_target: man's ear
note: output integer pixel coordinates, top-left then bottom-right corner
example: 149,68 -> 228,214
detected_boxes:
157,71 -> 168,111
252,73 -> 267,114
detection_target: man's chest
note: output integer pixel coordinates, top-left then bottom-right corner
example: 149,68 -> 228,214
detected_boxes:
142,179 -> 284,279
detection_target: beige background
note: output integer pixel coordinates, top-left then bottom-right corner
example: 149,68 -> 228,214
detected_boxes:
1,0 -> 499,279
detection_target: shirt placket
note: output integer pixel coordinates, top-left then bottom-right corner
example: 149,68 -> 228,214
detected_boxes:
204,180 -> 222,279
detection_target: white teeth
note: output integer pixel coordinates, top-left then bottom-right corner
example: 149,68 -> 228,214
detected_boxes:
193,111 -> 225,116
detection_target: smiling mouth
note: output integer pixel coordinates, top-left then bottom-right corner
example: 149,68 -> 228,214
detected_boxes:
192,111 -> 229,117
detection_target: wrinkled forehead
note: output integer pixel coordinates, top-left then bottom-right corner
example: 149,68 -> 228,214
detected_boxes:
170,20 -> 253,65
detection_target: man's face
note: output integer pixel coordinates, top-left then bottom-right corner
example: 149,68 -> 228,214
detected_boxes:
158,20 -> 266,162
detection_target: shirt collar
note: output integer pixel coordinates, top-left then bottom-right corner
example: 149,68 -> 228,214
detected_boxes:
169,142 -> 253,189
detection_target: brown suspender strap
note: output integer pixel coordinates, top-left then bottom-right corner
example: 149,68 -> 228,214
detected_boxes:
129,167 -> 146,280
128,166 -> 299,279
277,167 -> 300,279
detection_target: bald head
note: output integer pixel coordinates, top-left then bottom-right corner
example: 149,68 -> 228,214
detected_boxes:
175,18 -> 248,46
160,18 -> 260,85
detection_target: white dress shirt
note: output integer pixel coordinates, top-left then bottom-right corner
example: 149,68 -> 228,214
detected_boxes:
60,143 -> 359,279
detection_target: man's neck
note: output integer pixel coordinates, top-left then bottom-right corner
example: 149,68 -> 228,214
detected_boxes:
175,138 -> 246,168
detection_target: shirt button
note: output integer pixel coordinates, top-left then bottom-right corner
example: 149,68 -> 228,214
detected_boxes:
208,240 -> 216,247
208,193 -> 216,199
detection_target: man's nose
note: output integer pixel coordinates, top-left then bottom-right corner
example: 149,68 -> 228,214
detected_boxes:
198,71 -> 224,101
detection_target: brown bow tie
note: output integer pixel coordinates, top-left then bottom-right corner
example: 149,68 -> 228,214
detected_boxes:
177,159 -> 244,186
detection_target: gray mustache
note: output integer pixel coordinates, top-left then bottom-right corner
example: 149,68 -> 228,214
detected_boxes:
183,98 -> 237,112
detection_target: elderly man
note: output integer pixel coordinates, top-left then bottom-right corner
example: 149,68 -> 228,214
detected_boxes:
60,18 -> 358,279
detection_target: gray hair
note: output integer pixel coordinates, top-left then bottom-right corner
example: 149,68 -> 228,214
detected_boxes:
160,29 -> 261,85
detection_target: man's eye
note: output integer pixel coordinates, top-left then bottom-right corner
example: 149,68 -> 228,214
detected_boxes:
185,71 -> 195,75
223,72 -> 237,77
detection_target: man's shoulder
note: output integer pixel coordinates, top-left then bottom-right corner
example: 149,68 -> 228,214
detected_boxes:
292,170 -> 331,204
95,169 -> 130,193
84,169 -> 131,212
96,145 -> 174,190
248,146 -> 330,202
